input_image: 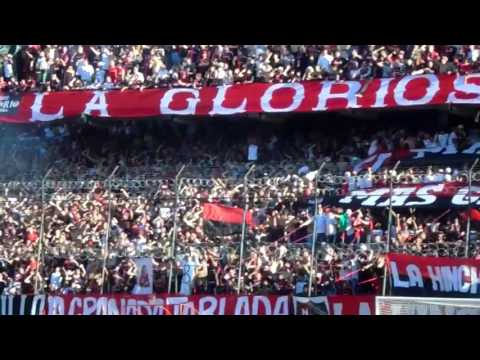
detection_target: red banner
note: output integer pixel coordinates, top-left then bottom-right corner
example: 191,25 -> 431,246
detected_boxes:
45,294 -> 290,315
292,295 -> 375,315
203,203 -> 253,225
387,253 -> 480,297
1,74 -> 480,123
327,295 -> 375,315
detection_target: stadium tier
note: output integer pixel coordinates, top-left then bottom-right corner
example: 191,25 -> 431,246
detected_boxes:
1,45 -> 480,315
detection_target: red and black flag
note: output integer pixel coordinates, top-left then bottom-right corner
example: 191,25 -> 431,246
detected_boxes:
203,203 -> 253,238
460,208 -> 480,222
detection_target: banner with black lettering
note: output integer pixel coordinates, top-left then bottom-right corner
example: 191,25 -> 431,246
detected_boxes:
387,253 -> 480,298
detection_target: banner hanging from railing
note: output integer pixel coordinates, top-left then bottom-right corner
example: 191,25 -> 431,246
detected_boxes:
386,253 -> 480,298
326,181 -> 480,208
1,73 -> 480,123
1,294 -> 291,315
0,294 -> 377,315
292,295 -> 375,315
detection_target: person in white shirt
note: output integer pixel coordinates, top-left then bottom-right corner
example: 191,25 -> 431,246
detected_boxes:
311,205 -> 327,243
49,267 -> 63,292
317,48 -> 333,73
76,59 -> 95,84
433,169 -> 445,182
326,210 -> 337,243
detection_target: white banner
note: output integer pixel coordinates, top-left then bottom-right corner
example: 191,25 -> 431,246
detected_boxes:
376,296 -> 480,315
132,258 -> 153,295
292,296 -> 330,315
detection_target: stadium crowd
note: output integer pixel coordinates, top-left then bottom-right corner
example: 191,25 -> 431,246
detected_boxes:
1,45 -> 479,93
1,43 -> 480,297
1,114 -> 480,297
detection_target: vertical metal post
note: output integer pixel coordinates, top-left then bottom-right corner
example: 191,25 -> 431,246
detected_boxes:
308,162 -> 325,297
382,161 -> 400,297
34,167 -> 54,294
168,164 -> 186,293
100,166 -> 119,295
466,158 -> 479,258
237,164 -> 256,295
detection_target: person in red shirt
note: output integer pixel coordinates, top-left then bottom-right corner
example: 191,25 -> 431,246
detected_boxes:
425,45 -> 440,62
25,226 -> 39,245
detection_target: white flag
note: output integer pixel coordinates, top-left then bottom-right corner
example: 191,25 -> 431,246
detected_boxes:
132,258 -> 153,295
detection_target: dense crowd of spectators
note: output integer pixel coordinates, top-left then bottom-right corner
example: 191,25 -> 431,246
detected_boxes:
1,102 -> 480,296
1,45 -> 480,93
0,110 -> 478,183
0,171 -> 478,297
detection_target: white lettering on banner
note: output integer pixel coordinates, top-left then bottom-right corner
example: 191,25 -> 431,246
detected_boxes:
376,187 -> 417,207
410,146 -> 445,159
48,296 -> 65,315
462,142 -> 480,154
19,295 -> 26,316
427,266 -> 444,292
83,91 -> 110,117
459,266 -> 470,293
30,93 -> 64,122
68,297 -> 82,315
151,298 -> 165,315
360,188 -> 391,206
120,298 -> 126,315
390,262 -> 410,288
252,296 -> 272,315
260,83 -> 305,112
166,297 -> 189,315
358,303 -> 372,315
470,266 -> 479,294
372,78 -> 394,108
313,81 -> 361,111
31,295 -> 46,315
108,298 -> 120,315
339,190 -> 368,204
209,85 -> 247,115
333,303 -> 342,315
198,296 -> 218,315
218,297 -> 226,315
83,297 -> 97,315
394,75 -> 440,106
441,267 -> 460,292
447,74 -> 480,104
96,297 -> 108,315
137,300 -> 152,315
160,89 -> 200,115
273,296 -> 289,315
452,186 -> 480,205
406,264 -> 424,288
8,296 -> 13,315
0,296 -> 6,315
126,299 -> 137,315
234,296 -> 250,315
405,183 -> 444,207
